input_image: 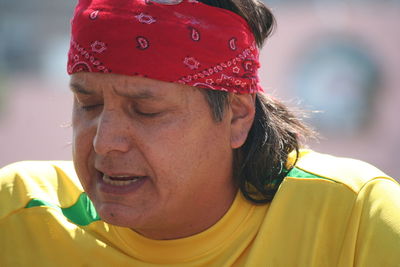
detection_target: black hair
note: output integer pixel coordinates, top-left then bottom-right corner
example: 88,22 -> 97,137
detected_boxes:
198,0 -> 275,47
199,0 -> 315,203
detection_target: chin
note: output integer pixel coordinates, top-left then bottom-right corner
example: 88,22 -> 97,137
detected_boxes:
95,201 -> 150,229
101,214 -> 132,228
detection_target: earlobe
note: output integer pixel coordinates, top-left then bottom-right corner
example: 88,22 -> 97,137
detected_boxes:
230,94 -> 256,149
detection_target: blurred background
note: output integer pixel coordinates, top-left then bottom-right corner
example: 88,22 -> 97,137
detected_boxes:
0,0 -> 399,178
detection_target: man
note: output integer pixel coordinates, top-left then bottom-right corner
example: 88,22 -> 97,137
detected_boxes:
1,0 -> 399,266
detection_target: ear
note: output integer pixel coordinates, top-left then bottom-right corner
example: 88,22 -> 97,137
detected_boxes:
230,93 -> 256,149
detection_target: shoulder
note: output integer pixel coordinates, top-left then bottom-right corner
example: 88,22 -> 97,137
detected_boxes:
278,150 -> 400,265
286,149 -> 397,194
280,149 -> 400,231
0,161 -> 83,220
285,150 -> 400,265
0,160 -> 80,184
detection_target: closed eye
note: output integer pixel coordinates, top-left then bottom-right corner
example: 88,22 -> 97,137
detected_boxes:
134,109 -> 163,117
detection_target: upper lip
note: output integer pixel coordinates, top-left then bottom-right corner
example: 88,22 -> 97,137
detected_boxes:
95,168 -> 147,178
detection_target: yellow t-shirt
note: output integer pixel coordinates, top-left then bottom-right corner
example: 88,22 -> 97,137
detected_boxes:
1,150 -> 399,266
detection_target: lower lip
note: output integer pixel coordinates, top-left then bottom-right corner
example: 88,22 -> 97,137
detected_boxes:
97,174 -> 148,195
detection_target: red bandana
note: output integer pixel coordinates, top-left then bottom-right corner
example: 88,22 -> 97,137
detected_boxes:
67,0 -> 262,93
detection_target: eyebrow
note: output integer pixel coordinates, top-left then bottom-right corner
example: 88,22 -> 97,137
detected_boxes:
112,85 -> 160,100
69,82 -> 93,95
69,82 -> 162,100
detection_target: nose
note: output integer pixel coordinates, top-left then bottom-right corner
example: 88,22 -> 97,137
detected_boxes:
93,109 -> 131,155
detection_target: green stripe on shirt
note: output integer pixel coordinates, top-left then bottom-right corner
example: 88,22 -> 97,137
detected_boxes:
26,193 -> 100,226
287,166 -> 339,183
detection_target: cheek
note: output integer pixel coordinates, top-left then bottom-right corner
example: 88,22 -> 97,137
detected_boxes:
142,114 -> 232,191
72,110 -> 96,189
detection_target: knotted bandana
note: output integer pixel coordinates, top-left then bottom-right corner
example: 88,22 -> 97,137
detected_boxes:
67,0 -> 262,93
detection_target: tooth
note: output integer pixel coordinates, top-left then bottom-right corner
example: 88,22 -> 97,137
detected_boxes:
102,175 -> 140,186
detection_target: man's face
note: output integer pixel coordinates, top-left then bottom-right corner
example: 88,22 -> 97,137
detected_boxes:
71,73 -> 236,239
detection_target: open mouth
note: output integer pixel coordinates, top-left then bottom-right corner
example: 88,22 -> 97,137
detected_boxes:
102,174 -> 145,186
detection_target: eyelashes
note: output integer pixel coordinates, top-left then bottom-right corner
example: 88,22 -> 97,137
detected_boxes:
80,104 -> 103,111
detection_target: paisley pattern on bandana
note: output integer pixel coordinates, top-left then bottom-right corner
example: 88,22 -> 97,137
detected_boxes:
68,0 -> 263,93
136,36 -> 150,50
